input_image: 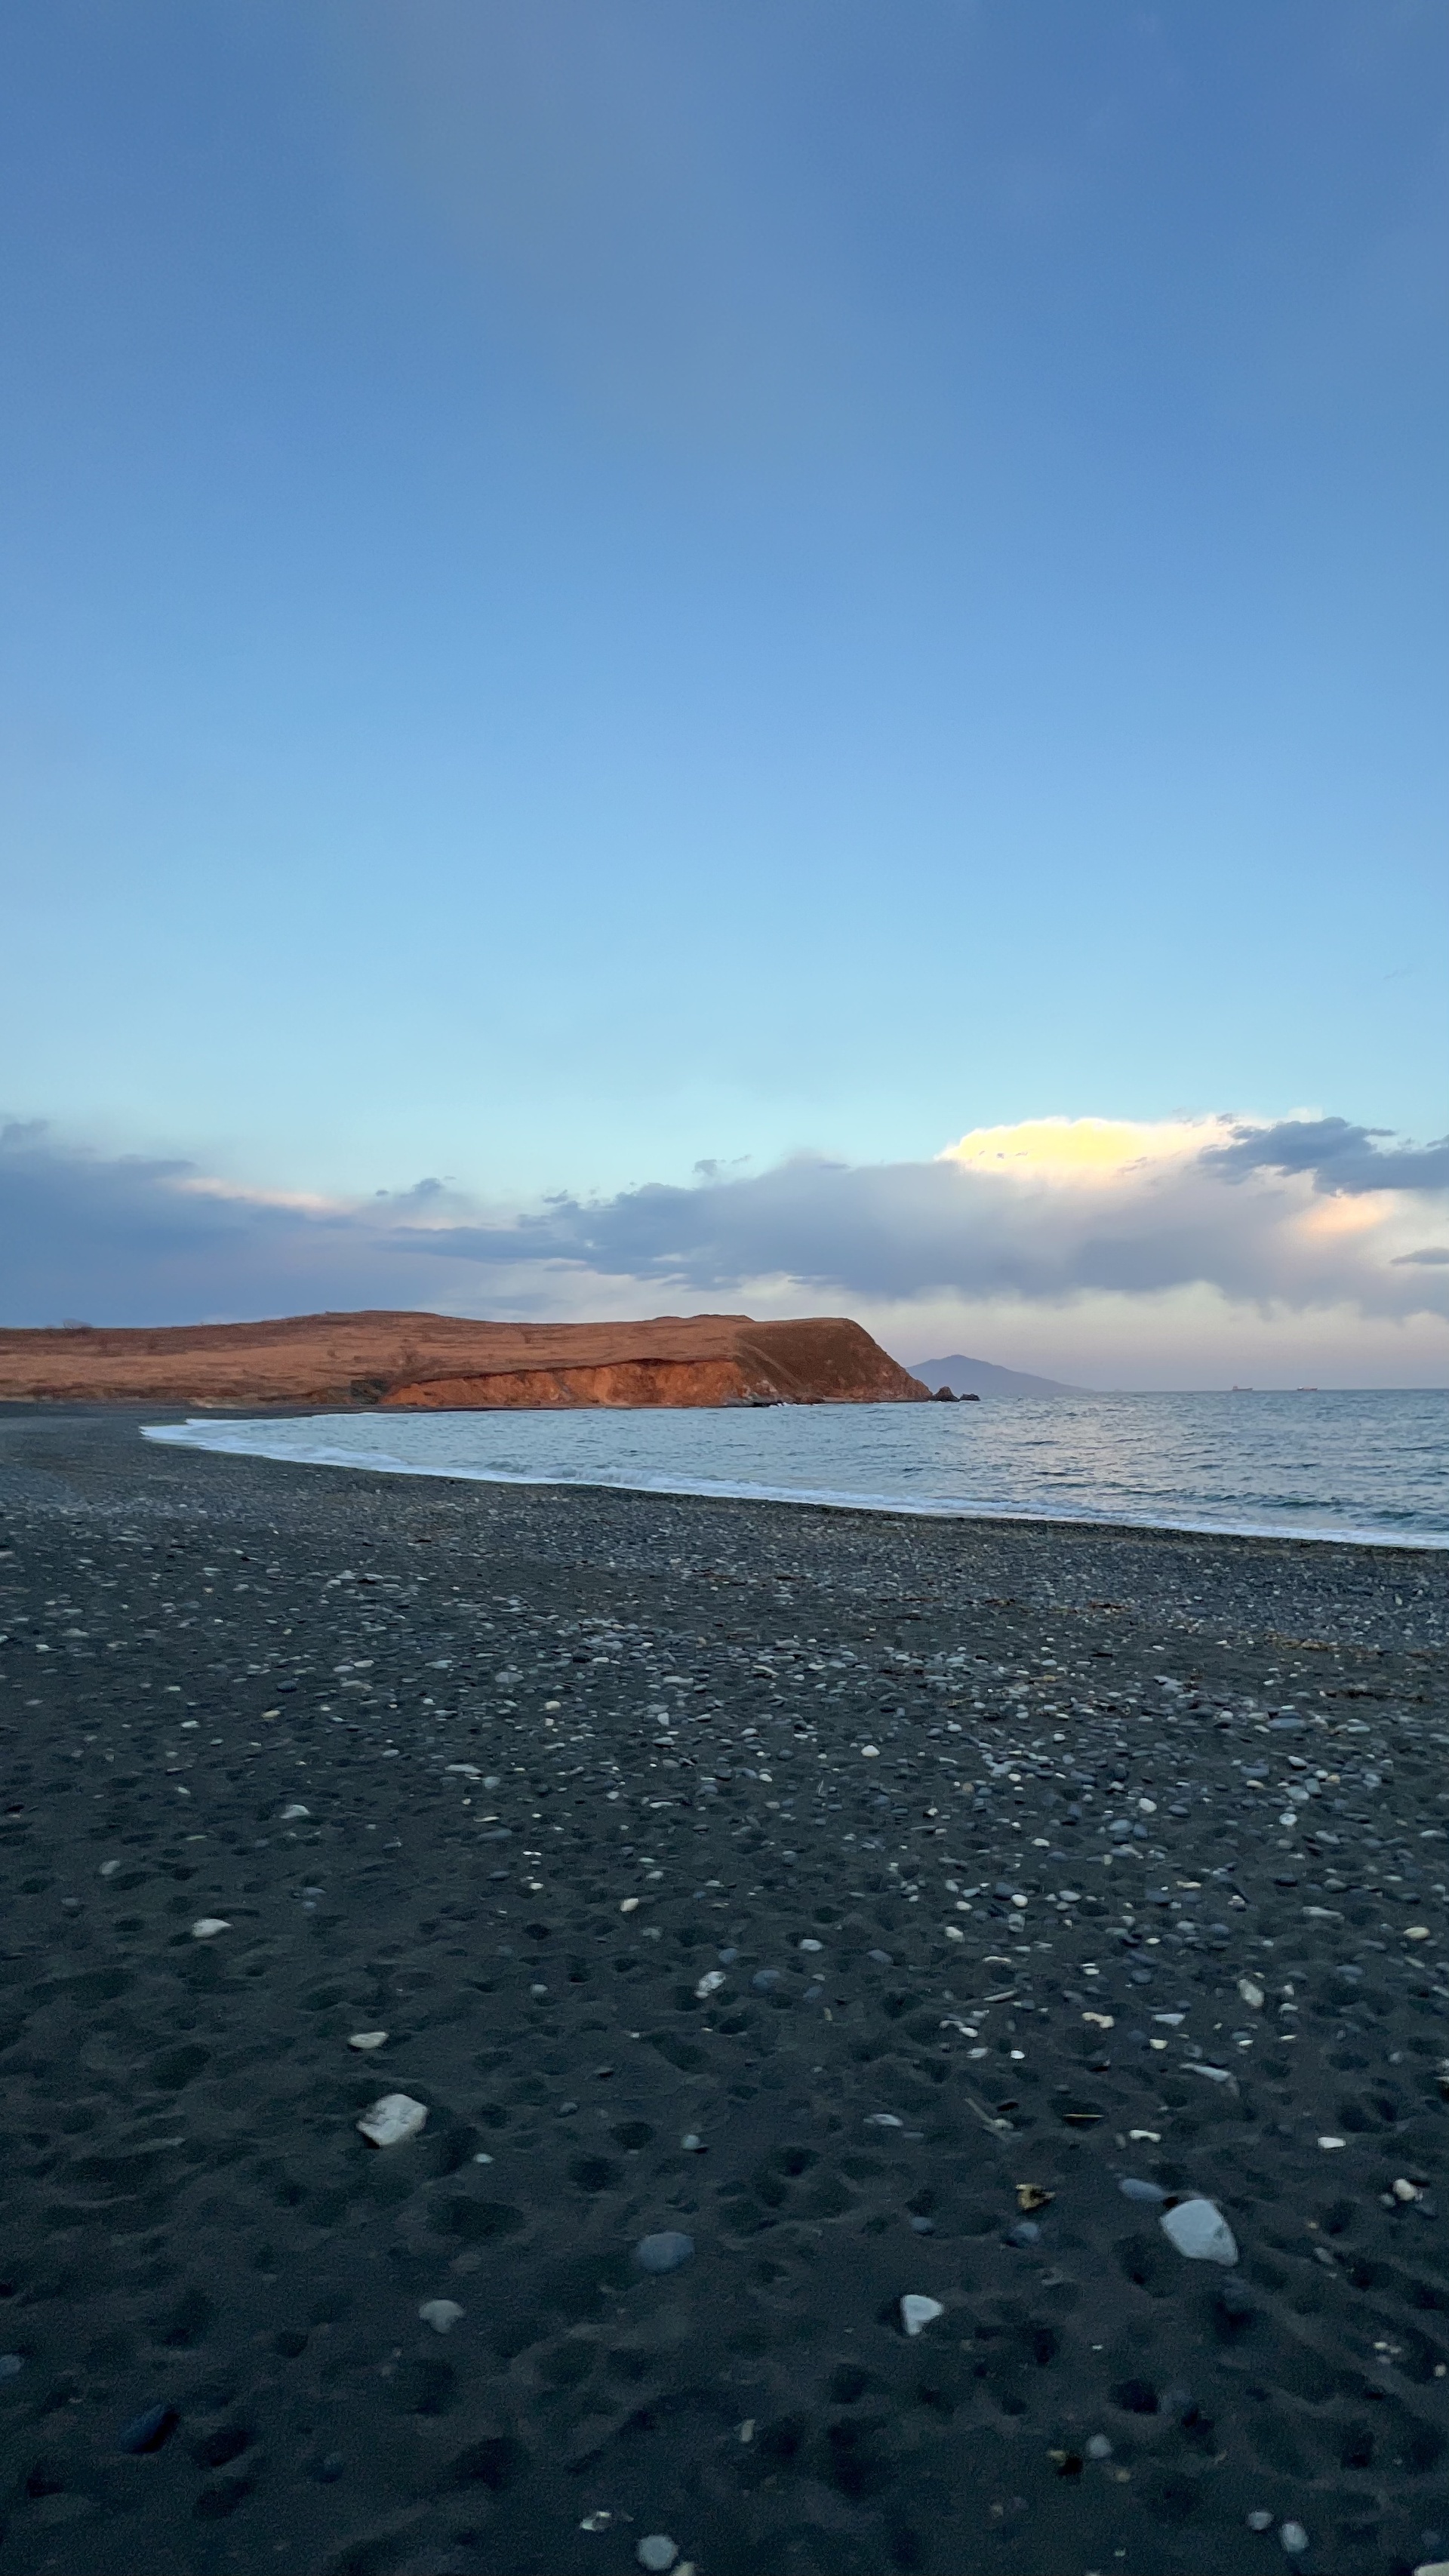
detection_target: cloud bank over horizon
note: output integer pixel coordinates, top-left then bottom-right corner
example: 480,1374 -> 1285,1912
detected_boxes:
4,1110 -> 1448,1389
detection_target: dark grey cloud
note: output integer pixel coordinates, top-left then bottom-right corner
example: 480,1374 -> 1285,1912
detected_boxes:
1204,1116 -> 1449,1193
2,1113 -> 1447,1329
0,1122 -> 479,1326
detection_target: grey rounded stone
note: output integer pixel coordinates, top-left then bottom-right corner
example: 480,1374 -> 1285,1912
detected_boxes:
634,2230 -> 694,2274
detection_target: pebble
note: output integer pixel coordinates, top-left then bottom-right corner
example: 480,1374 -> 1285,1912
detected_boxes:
1086,2434 -> 1112,2460
118,2402 -> 178,2454
799,1937 -> 823,1952
637,2541 -> 678,2572
1280,2523 -> 1309,2555
1247,2510 -> 1273,2531
900,2294 -> 945,2336
1238,1977 -> 1265,2009
681,2133 -> 706,2152
1159,2198 -> 1238,2264
0,2355 -> 23,2379
418,2300 -> 464,2333
751,1968 -> 782,1993
356,2093 -> 428,2147
694,1968 -> 726,1999
634,2230 -> 694,2273
280,1802 -> 310,1821
98,1858 -> 122,1877
189,1917 -> 230,1939
1118,2177 -> 1167,2204
1318,2135 -> 1346,2150
620,1897 -> 641,1913
348,2030 -> 389,2051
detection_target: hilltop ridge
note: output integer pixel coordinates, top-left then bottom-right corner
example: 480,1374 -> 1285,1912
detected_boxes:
906,1350 -> 1084,1397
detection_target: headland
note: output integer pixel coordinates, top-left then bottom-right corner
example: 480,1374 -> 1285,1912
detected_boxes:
0,1310 -> 928,1412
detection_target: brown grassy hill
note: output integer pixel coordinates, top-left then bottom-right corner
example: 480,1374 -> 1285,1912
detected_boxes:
0,1310 -> 929,1411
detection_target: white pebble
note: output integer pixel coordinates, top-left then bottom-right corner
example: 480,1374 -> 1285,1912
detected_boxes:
637,2541 -> 678,2573
1159,2199 -> 1238,2264
799,1937 -> 823,1952
356,2093 -> 427,2148
189,1918 -> 230,1940
900,2294 -> 944,2337
1318,2135 -> 1346,2150
348,2031 -> 389,2051
1247,2510 -> 1273,2531
1280,2522 -> 1309,2555
418,2299 -> 464,2333
694,1969 -> 726,1999
1238,1977 -> 1265,2010
620,1897 -> 641,1914
281,1803 -> 310,1822
98,1860 -> 122,1878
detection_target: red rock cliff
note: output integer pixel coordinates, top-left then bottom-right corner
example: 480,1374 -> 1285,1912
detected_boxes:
0,1311 -> 930,1411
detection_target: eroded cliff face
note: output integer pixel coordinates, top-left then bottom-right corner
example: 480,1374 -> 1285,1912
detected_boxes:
0,1311 -> 929,1410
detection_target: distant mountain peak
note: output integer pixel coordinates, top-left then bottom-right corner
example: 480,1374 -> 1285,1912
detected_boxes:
906,1352 -> 1084,1398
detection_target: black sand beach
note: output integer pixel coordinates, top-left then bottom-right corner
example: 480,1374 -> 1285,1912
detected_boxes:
1,1408 -> 1446,2576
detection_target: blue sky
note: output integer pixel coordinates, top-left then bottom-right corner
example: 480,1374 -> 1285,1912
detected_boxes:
2,2 -> 1447,1379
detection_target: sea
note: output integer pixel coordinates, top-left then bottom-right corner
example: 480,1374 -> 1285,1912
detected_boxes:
144,1387 -> 1449,1550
